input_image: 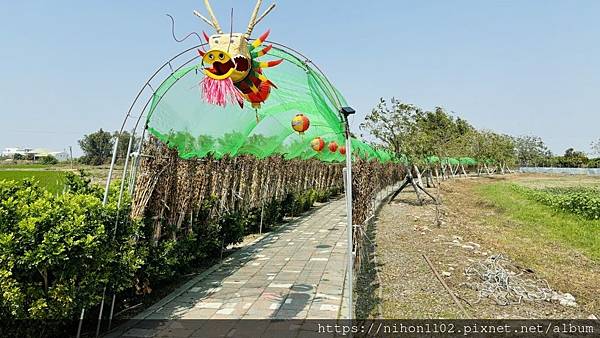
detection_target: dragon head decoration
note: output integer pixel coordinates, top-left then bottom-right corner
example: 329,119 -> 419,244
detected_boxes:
195,0 -> 282,109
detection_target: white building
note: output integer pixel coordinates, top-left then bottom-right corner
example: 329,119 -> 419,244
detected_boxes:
1,147 -> 70,161
2,147 -> 33,157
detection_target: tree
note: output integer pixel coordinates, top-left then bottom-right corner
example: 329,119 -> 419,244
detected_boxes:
513,135 -> 552,166
361,98 -> 521,175
114,131 -> 140,160
559,148 -> 588,168
590,139 -> 600,157
40,155 -> 58,165
78,129 -> 114,165
360,97 -> 422,158
490,133 -> 517,170
414,107 -> 476,160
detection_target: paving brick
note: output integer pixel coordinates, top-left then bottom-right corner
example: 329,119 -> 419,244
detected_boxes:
123,199 -> 349,326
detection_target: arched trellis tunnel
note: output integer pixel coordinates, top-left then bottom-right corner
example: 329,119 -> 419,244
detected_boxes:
91,40 -> 394,332
99,40 -> 397,214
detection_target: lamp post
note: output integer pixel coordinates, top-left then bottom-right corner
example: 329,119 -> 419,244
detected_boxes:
340,106 -> 355,320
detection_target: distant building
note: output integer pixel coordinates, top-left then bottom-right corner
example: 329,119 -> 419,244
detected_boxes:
1,147 -> 70,162
2,147 -> 33,157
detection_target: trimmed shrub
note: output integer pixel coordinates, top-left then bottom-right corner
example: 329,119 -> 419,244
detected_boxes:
0,178 -> 144,320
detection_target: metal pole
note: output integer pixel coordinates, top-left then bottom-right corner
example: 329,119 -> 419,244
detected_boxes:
259,202 -> 264,235
129,127 -> 147,195
76,308 -> 85,338
344,121 -> 353,321
95,289 -> 106,337
113,135 -> 134,236
108,294 -> 116,330
94,137 -> 119,337
106,133 -> 134,330
103,138 -> 120,205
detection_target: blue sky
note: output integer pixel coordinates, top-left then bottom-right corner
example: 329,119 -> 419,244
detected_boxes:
1,0 -> 599,156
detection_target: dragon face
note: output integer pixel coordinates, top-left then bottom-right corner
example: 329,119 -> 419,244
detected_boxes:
201,33 -> 251,83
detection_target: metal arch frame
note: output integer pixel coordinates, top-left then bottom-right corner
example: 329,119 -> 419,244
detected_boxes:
83,43 -> 209,338
89,40 -> 353,336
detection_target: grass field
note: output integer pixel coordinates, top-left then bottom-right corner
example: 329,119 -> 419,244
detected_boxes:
0,162 -> 122,186
374,173 -> 600,319
0,170 -> 66,194
0,163 -> 51,169
477,181 -> 600,260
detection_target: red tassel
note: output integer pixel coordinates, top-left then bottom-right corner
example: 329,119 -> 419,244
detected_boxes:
200,77 -> 244,107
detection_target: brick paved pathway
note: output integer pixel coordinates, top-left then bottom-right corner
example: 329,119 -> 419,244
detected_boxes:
111,198 -> 350,337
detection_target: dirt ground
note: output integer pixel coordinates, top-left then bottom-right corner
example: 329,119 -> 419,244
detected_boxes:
370,174 -> 599,319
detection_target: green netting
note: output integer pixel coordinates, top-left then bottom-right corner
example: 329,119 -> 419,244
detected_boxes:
459,157 -> 477,165
426,155 -> 440,164
145,47 -> 393,162
441,158 -> 460,165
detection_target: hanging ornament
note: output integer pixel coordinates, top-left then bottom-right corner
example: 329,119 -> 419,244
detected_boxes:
291,113 -> 310,134
339,146 -> 346,155
311,137 -> 325,152
328,141 -> 338,153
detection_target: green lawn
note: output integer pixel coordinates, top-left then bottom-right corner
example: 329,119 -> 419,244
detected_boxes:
0,170 -> 66,194
477,182 -> 600,261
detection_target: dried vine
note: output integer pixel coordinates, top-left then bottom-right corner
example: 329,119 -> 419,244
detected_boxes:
131,136 -> 344,241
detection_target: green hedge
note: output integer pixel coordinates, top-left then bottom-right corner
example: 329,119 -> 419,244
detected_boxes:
0,171 -> 339,321
0,174 -> 143,320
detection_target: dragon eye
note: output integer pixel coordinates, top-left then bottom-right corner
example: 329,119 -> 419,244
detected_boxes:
208,54 -> 214,60
218,53 -> 224,60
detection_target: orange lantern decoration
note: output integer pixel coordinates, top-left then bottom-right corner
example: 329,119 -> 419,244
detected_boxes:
311,137 -> 325,152
291,113 -> 310,134
339,146 -> 346,155
328,141 -> 338,153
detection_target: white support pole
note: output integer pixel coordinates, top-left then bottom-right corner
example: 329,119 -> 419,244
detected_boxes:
76,308 -> 85,338
113,135 -> 134,237
94,137 -> 119,337
344,124 -> 353,320
103,139 -> 120,205
259,202 -> 264,235
129,127 -> 147,195
106,133 -> 134,330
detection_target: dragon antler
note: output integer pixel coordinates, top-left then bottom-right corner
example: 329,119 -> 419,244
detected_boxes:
245,0 -> 276,37
194,0 -> 223,34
